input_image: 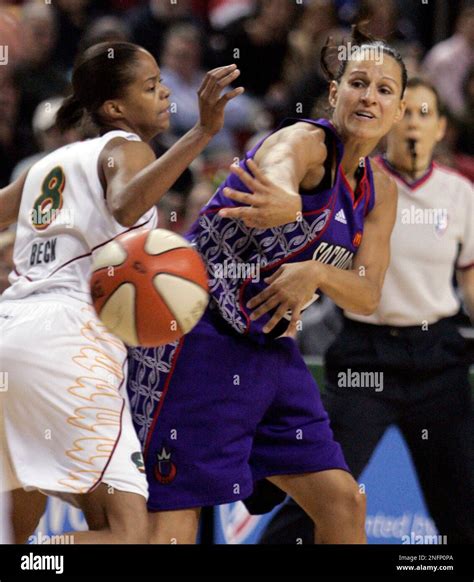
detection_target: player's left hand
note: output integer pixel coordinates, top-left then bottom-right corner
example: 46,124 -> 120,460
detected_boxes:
218,159 -> 302,228
248,261 -> 326,335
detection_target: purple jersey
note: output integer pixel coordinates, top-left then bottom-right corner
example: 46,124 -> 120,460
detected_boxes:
186,118 -> 376,340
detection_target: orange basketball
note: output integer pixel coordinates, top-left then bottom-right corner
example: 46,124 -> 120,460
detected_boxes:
90,228 -> 209,346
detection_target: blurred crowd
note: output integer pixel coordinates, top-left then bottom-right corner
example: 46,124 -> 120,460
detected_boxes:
0,0 -> 473,351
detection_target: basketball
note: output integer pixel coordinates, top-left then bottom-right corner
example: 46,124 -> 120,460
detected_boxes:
90,228 -> 209,346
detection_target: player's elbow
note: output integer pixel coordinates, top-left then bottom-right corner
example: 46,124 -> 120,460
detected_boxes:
360,287 -> 381,315
107,192 -> 136,227
113,208 -> 137,227
351,285 -> 381,316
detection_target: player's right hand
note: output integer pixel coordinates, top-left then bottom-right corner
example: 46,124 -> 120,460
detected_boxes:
196,64 -> 244,137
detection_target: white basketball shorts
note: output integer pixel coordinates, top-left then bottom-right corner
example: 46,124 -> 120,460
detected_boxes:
0,294 -> 148,502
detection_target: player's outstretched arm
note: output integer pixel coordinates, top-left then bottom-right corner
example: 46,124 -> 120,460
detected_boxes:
219,124 -> 328,228
248,169 -> 398,333
104,65 -> 244,227
0,171 -> 29,230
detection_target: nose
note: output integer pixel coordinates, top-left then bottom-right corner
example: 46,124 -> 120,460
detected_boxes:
407,112 -> 421,129
361,83 -> 377,105
160,84 -> 171,100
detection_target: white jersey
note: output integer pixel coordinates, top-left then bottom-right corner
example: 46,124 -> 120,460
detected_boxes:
1,130 -> 158,303
347,159 -> 474,326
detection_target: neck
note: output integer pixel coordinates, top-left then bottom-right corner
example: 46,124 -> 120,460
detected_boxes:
338,132 -> 380,178
102,121 -> 149,143
385,148 -> 433,181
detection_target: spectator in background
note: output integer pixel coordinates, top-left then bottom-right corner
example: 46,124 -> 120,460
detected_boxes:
0,229 -> 15,294
206,0 -> 254,31
160,23 -> 258,158
127,0 -> 199,63
214,0 -> 298,98
283,0 -> 340,87
78,15 -> 130,53
456,66 -> 474,157
13,2 -> 68,131
0,73 -> 34,188
10,97 -> 80,181
0,8 -> 24,80
281,0 -> 345,119
423,4 -> 474,116
181,179 -> 215,233
354,0 -> 416,44
52,0 -> 103,71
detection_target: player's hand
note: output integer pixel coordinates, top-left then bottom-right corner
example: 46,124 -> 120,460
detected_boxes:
196,64 -> 244,137
218,159 -> 302,228
248,261 -> 325,335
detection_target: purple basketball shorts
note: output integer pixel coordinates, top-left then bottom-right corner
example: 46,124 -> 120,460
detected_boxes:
127,309 -> 349,511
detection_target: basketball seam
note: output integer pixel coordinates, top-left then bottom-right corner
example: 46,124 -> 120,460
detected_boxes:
152,273 -> 208,333
99,281 -> 138,346
143,245 -> 189,258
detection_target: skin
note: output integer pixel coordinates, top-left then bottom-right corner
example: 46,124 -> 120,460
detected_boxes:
0,49 -> 244,230
384,85 -> 446,178
0,47 -> 243,544
152,53 -> 406,546
382,85 -> 474,323
221,53 -> 406,334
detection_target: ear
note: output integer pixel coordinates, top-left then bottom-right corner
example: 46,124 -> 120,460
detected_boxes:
435,115 -> 447,143
100,100 -> 125,122
328,80 -> 338,108
393,98 -> 406,124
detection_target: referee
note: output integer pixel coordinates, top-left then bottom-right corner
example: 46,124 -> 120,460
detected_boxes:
257,78 -> 474,544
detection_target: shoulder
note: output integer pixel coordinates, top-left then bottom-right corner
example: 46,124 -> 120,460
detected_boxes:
370,160 -> 398,209
99,136 -> 155,170
270,122 -> 327,156
433,162 -> 473,190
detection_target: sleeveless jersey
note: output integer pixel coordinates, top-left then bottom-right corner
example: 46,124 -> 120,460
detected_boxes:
2,130 -> 158,303
186,118 -> 376,339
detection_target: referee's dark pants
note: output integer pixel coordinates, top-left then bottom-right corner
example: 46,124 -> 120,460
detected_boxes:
259,316 -> 474,544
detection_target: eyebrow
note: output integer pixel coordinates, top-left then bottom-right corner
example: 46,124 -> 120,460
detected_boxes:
348,70 -> 399,85
144,74 -> 159,84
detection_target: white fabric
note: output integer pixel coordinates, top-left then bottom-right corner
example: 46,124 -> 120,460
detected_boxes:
0,296 -> 148,500
347,162 -> 474,326
2,130 -> 158,304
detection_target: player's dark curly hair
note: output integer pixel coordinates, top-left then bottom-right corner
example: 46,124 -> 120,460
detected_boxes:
56,41 -> 143,133
320,23 -> 408,98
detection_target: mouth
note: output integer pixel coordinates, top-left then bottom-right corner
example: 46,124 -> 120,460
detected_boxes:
354,111 -> 376,121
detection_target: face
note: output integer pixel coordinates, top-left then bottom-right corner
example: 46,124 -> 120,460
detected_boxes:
329,51 -> 405,143
261,0 -> 295,32
459,11 -> 474,46
163,36 -> 201,79
103,50 -> 171,141
386,85 -> 446,163
22,14 -> 57,63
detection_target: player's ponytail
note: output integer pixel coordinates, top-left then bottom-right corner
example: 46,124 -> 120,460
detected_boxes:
55,94 -> 85,132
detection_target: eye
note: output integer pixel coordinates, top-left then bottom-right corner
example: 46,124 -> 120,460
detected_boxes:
351,80 -> 365,88
148,85 -> 156,92
380,87 -> 393,95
